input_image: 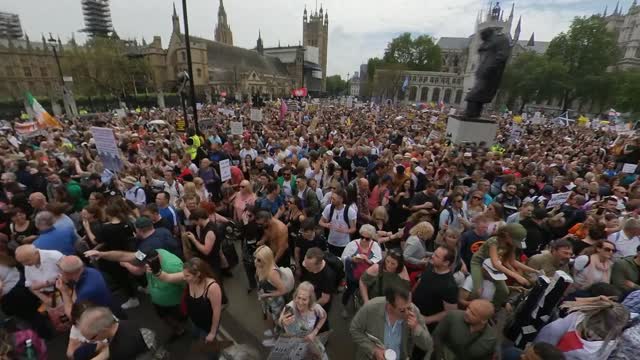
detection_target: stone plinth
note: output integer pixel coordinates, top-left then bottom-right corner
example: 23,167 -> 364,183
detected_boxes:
446,116 -> 498,145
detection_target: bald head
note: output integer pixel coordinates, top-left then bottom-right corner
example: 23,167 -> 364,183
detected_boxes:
29,192 -> 47,210
15,244 -> 39,266
464,299 -> 495,326
58,255 -> 84,275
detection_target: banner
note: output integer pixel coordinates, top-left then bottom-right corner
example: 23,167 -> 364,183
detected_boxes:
546,191 -> 571,209
90,127 -> 123,172
14,122 -> 38,135
219,159 -> 231,182
622,163 -> 638,174
291,87 -> 308,97
199,118 -> 215,131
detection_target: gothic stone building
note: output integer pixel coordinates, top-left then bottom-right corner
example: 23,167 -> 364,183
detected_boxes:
605,1 -> 640,70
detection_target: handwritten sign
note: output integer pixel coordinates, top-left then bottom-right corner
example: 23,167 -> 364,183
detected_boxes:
622,163 -> 638,174
230,121 -> 243,136
250,109 -> 263,122
91,127 -> 123,172
219,159 -> 231,182
546,191 -> 571,209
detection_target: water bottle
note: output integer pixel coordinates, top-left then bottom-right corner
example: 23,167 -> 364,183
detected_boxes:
25,339 -> 36,360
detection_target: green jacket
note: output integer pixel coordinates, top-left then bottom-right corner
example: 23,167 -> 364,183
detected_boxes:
349,297 -> 433,360
432,310 -> 496,360
611,256 -> 640,294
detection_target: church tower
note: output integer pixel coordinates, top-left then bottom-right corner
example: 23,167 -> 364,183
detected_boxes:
256,30 -> 264,55
214,0 -> 233,46
171,2 -> 180,34
303,4 -> 329,92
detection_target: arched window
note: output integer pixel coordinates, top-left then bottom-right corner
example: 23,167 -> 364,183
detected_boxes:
443,89 -> 452,103
420,87 -> 430,102
409,86 -> 418,101
431,88 -> 440,102
454,90 -> 463,104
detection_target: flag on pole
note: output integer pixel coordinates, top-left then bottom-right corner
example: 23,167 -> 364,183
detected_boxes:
279,100 -> 288,121
26,92 -> 62,129
401,76 -> 409,92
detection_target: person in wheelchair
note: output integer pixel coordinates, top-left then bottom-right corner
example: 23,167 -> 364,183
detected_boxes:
358,250 -> 410,304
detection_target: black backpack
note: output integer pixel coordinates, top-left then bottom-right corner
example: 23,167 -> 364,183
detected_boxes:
324,204 -> 353,238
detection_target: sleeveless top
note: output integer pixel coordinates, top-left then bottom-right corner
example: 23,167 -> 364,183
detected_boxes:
196,220 -> 222,272
186,281 -> 216,333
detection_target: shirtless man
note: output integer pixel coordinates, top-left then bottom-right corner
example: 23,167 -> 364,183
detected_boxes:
255,209 -> 289,267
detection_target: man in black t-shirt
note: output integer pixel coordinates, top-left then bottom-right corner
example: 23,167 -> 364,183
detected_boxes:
412,245 -> 458,333
77,307 -> 150,359
142,203 -> 174,233
301,247 -> 336,331
295,219 -> 327,274
410,182 -> 440,214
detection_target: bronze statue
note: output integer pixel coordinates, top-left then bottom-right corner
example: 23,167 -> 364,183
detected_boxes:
464,27 -> 511,119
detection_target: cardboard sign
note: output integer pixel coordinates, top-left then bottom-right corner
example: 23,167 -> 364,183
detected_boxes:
175,118 -> 186,132
346,96 -> 353,108
230,121 -> 243,136
196,103 -> 203,110
622,163 -> 638,174
546,191 -> 571,209
199,118 -> 215,131
90,127 -> 123,172
115,108 -> 126,119
250,109 -> 263,122
219,159 -> 231,182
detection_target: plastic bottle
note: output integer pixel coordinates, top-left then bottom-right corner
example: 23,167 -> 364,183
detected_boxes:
25,339 -> 36,360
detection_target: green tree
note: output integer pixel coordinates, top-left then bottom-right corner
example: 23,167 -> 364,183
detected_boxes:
370,63 -> 408,100
615,70 -> 640,114
383,32 -> 441,71
62,37 -> 152,99
326,75 -> 348,96
546,15 -> 618,110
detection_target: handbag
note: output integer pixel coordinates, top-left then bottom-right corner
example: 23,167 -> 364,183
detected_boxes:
47,291 -> 71,333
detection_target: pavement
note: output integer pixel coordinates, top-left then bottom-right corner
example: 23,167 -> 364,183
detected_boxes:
46,242 -> 357,360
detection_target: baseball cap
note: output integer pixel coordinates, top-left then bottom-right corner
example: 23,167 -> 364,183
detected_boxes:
482,259 -> 508,281
503,223 -> 527,248
134,216 -> 153,229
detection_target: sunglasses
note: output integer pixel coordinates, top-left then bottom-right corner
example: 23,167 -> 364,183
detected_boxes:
602,247 -> 615,253
472,196 -> 482,200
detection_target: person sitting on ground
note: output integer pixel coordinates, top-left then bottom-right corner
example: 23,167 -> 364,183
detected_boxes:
432,299 -> 497,360
527,239 -> 573,278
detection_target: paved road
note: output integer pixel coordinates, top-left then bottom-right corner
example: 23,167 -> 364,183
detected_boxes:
47,243 -> 357,359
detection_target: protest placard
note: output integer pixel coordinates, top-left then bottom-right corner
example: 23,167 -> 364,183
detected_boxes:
346,96 -> 353,108
219,159 -> 231,182
230,121 -> 243,135
546,191 -> 571,209
250,109 -> 263,122
622,163 -> 638,174
91,126 -> 123,172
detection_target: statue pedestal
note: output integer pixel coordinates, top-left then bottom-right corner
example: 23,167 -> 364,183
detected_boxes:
446,116 -> 497,145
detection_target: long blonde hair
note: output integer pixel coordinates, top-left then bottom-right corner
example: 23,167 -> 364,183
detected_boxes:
254,245 -> 276,281
562,298 -> 629,353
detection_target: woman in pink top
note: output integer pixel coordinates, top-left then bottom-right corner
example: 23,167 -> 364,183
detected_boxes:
232,180 -> 256,221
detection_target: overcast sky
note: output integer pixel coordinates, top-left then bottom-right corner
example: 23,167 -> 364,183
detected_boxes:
5,0 -> 620,78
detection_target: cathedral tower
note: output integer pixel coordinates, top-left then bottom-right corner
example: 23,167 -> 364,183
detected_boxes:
215,0 -> 233,46
303,4 -> 329,92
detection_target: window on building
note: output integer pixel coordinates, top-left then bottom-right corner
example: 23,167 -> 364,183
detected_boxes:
23,67 -> 32,77
431,88 -> 440,102
636,47 -> 640,58
454,89 -> 463,104
420,87 -> 430,102
181,51 -> 186,61
5,67 -> 13,77
40,67 -> 47,77
197,68 -> 202,78
443,89 -> 452,103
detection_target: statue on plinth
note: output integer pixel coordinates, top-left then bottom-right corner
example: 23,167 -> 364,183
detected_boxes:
464,27 -> 511,119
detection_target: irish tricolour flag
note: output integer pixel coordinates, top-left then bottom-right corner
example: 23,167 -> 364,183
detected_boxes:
26,92 -> 62,129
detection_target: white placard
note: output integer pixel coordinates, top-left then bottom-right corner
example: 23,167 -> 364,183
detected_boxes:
430,116 -> 438,124
219,159 -> 231,182
90,126 -> 123,171
230,121 -> 243,135
546,191 -> 571,209
218,108 -> 235,117
196,103 -> 203,110
448,108 -> 456,116
346,96 -> 353,108
250,109 -> 263,122
622,163 -> 638,174
7,136 -> 20,148
427,130 -> 441,142
115,108 -> 126,119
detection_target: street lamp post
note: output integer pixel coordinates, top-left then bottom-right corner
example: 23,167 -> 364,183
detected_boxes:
180,0 -> 199,131
47,33 -> 72,116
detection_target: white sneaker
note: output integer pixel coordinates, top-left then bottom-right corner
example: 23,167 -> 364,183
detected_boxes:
121,298 -> 140,309
262,338 -> 276,347
263,329 -> 274,337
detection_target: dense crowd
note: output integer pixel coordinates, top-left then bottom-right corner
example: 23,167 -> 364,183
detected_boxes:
0,99 -> 638,360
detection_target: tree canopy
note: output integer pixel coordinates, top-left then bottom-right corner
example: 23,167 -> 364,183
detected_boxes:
326,75 -> 348,96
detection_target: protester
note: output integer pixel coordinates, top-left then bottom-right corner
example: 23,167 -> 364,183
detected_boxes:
611,244 -> 640,296
350,286 -> 432,360
254,245 -> 289,347
527,239 -> 573,278
359,251 -> 410,303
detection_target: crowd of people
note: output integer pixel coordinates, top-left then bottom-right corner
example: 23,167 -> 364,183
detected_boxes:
0,98 -> 638,360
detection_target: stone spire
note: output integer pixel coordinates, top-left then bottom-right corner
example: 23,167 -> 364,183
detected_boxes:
172,2 -> 180,33
614,1 -> 619,15
603,5 -> 608,17
508,2 -> 514,23
25,34 -> 31,50
324,10 -> 328,25
513,16 -> 521,43
303,4 -> 307,22
215,0 -> 233,45
631,0 -> 638,10
256,30 -> 263,55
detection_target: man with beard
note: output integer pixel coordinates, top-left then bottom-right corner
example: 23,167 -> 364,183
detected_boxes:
526,239 -> 573,278
493,183 -> 521,219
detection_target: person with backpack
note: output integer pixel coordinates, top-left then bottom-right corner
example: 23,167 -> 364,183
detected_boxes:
254,245 -> 291,347
319,189 -> 357,257
295,175 -> 321,220
122,176 -> 146,207
340,224 -> 382,318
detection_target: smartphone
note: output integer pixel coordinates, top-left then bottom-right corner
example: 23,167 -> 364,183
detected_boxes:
134,250 -> 146,262
284,305 -> 294,317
